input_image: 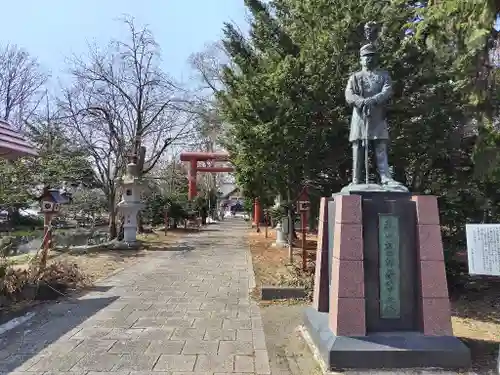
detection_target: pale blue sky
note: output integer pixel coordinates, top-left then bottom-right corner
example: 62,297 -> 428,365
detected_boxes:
0,0 -> 248,87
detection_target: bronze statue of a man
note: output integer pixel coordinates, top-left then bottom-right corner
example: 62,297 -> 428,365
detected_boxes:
344,41 -> 405,190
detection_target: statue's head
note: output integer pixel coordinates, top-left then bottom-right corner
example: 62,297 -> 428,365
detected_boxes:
360,43 -> 378,70
364,21 -> 379,43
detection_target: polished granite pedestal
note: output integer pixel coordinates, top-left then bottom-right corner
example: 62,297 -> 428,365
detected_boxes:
304,190 -> 471,371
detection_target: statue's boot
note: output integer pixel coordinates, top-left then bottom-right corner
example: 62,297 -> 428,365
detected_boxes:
352,141 -> 364,184
375,140 -> 393,184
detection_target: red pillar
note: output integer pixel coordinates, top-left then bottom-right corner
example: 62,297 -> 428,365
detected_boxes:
188,158 -> 197,200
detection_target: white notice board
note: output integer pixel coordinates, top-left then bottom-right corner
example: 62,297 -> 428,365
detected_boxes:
466,224 -> 500,276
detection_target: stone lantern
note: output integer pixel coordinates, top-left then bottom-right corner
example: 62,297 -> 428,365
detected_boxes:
116,162 -> 144,243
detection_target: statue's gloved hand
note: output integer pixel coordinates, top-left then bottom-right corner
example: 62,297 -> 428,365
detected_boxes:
364,97 -> 376,107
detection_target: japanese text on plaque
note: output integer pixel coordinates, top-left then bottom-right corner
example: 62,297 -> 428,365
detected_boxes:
379,214 -> 401,319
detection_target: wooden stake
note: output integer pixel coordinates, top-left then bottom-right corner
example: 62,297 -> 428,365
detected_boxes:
264,211 -> 268,238
301,210 -> 307,271
40,213 -> 53,271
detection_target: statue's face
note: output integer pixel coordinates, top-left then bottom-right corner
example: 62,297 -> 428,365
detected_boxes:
364,23 -> 378,42
361,54 -> 377,69
364,26 -> 373,41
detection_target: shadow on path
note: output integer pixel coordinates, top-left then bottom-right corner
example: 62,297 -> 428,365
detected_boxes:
0,296 -> 118,372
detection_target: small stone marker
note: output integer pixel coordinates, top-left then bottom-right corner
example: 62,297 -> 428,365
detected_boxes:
466,223 -> 500,276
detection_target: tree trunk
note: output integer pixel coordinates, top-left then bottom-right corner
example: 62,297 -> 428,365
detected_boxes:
8,206 -> 21,228
287,188 -> 294,264
137,212 -> 145,233
108,194 -> 117,239
118,216 -> 124,240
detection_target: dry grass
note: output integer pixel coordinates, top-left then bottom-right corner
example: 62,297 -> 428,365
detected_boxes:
248,229 -> 311,285
248,228 -> 500,372
7,229 -> 185,282
248,228 -> 316,305
50,250 -> 141,283
1,228 -> 190,322
51,228 -> 190,281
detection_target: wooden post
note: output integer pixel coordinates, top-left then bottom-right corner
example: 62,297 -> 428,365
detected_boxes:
288,207 -> 294,264
164,210 -> 168,236
301,210 -> 307,271
40,213 -> 53,270
264,210 -> 269,238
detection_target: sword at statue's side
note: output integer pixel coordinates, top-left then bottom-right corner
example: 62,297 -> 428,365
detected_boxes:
358,77 -> 370,185
362,98 -> 371,185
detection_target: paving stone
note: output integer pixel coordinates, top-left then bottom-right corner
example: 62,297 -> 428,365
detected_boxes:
211,310 -> 238,319
70,328 -> 112,339
132,317 -> 167,328
121,304 -> 153,315
164,318 -> 194,328
108,339 -> 151,354
112,353 -> 160,371
222,318 -> 252,330
93,318 -> 138,329
151,304 -> 177,312
138,327 -> 174,340
251,317 -> 264,330
237,329 -> 253,342
127,309 -> 159,320
255,349 -> 271,374
168,297 -> 191,303
27,352 -> 86,372
192,318 -> 223,329
0,353 -> 46,372
176,302 -> 203,310
252,329 -> 267,350
70,339 -> 117,354
145,340 -> 185,355
194,354 -> 234,372
70,352 -> 121,372
155,309 -> 178,318
171,328 -> 205,340
104,328 -> 146,340
181,339 -> 219,355
0,220 -> 272,374
218,340 -> 255,356
153,354 -> 196,372
204,329 -> 236,341
235,355 -> 255,373
184,310 -> 211,320
200,302 -> 227,311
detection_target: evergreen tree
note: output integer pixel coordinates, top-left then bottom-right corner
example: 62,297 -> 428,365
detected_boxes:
217,0 -> 500,267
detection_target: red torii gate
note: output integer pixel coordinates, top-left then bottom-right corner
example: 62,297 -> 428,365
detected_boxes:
180,152 -> 234,200
179,151 -> 261,227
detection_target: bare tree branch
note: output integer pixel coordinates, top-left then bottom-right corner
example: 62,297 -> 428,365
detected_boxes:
0,44 -> 48,127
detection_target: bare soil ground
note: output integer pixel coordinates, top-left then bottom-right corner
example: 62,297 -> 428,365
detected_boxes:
248,228 -> 500,373
248,229 -> 316,287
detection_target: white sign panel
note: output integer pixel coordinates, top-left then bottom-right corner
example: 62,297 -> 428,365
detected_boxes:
466,224 -> 500,276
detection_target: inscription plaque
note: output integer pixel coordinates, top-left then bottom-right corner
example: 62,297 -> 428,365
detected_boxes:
378,214 -> 401,319
466,224 -> 500,276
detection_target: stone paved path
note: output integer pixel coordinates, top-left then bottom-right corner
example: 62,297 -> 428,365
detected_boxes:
0,219 -> 271,375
